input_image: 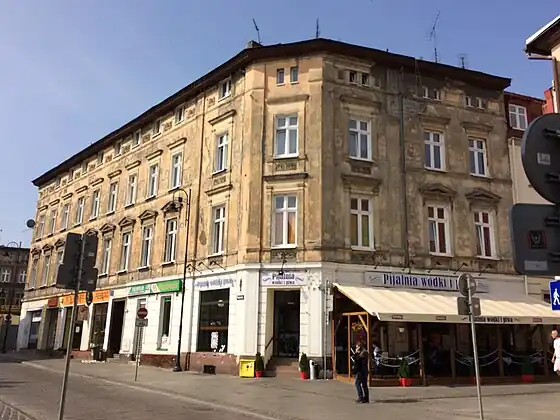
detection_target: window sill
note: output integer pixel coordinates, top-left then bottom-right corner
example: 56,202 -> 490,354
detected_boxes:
290,81 -> 299,85
145,195 -> 156,203
351,246 -> 375,252
89,216 -> 98,222
117,270 -> 128,275
476,256 -> 499,261
470,173 -> 491,180
106,211 -> 115,216
349,156 -> 373,163
124,203 -> 135,209
274,154 -> 299,160
208,252 -> 224,259
131,144 -> 140,149
73,223 -> 82,228
152,133 -> 161,139
424,167 -> 447,173
276,83 -> 285,86
59,228 -> 67,233
161,261 -> 175,267
218,94 -> 231,102
429,252 -> 453,258
168,186 -> 182,194
271,244 -> 297,250
98,273 -> 108,278
138,266 -> 150,272
212,168 -> 227,177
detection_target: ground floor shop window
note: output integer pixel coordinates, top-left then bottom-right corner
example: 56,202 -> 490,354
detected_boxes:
90,303 -> 108,348
197,288 -> 229,352
158,296 -> 172,350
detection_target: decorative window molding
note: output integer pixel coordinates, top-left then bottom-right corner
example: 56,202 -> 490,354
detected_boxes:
419,183 -> 457,204
100,223 -> 117,235
465,188 -> 501,210
139,210 -> 158,223
118,216 -> 136,229
161,200 -> 181,214
108,169 -> 122,179
85,228 -> 98,237
125,160 -> 141,171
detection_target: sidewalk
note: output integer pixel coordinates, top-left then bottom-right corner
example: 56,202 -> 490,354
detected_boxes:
7,353 -> 560,420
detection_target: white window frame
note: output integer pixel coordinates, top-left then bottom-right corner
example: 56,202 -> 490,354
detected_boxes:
464,95 -> 472,107
126,174 -> 137,206
107,182 -> 118,213
119,232 -> 132,272
41,254 -> 51,287
163,218 -> 178,263
140,225 -> 154,268
75,197 -> 85,226
90,189 -> 100,219
509,104 -> 528,130
422,86 -> 442,100
360,72 -> 369,86
290,66 -> 299,83
147,164 -> 159,198
214,133 -> 228,173
211,205 -> 226,255
55,249 -> 64,278
49,209 -> 57,234
474,211 -> 496,258
100,237 -> 112,275
348,118 -> 372,161
0,268 -> 10,283
18,268 -> 27,284
427,205 -> 452,256
218,79 -> 232,100
274,115 -> 298,158
468,137 -> 488,177
276,68 -> 285,85
175,106 -> 184,124
350,197 -> 374,250
37,214 -> 45,238
272,195 -> 297,248
170,153 -> 182,189
114,142 -> 122,156
424,130 -> 445,171
29,259 -> 38,289
158,295 -> 173,350
476,97 -> 484,109
61,203 -> 70,230
132,130 -> 141,147
152,118 -> 162,137
349,71 -> 357,84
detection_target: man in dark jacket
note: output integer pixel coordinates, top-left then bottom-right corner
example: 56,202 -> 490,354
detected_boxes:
353,342 -> 369,403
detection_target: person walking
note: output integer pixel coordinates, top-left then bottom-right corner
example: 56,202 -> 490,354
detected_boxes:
352,342 -> 370,403
551,329 -> 560,376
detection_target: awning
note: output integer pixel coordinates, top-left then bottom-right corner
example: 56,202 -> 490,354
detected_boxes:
335,283 -> 560,325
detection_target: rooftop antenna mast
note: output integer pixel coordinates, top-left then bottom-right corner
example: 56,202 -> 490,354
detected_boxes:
252,19 -> 261,44
459,54 -> 468,69
315,18 -> 320,38
428,11 -> 441,63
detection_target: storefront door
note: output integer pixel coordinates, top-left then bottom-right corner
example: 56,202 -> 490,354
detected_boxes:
273,290 -> 300,358
108,300 -> 125,357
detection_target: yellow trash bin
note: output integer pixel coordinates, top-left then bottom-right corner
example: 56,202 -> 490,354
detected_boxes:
239,359 -> 255,378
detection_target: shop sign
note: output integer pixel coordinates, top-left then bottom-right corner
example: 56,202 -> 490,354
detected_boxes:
195,278 -> 234,290
60,290 -> 111,307
260,272 -> 307,287
473,316 -> 519,324
128,279 -> 181,296
47,297 -> 59,308
365,272 -> 489,293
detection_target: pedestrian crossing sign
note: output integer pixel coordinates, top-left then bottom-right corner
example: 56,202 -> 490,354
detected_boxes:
549,280 -> 560,311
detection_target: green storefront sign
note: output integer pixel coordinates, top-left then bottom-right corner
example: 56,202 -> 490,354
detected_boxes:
128,279 -> 181,296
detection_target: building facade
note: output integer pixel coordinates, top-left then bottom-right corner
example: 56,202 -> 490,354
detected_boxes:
0,244 -> 29,327
19,39 -> 559,378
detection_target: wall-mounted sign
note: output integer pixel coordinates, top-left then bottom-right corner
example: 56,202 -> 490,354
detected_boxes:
473,316 -> 518,324
60,289 -> 111,307
260,272 -> 307,287
237,295 -> 245,301
128,279 -> 181,296
195,278 -> 234,290
365,272 -> 489,293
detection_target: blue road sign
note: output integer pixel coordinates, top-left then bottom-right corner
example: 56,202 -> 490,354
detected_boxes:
549,280 -> 560,311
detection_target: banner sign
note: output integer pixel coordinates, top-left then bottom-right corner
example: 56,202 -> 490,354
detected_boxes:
128,279 -> 181,296
195,278 -> 234,290
365,272 -> 489,293
260,272 -> 307,286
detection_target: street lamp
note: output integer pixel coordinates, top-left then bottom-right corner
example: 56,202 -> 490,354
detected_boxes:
170,188 -> 191,373
0,288 -> 13,353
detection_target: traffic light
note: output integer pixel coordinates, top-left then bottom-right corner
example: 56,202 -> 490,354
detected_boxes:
55,233 -> 81,289
511,113 -> 560,276
81,234 -> 98,292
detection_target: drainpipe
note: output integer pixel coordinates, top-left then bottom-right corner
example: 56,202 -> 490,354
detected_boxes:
398,68 -> 410,268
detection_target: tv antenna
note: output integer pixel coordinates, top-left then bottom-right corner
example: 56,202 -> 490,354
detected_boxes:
315,18 -> 320,38
458,54 -> 468,69
428,11 -> 441,63
252,19 -> 261,44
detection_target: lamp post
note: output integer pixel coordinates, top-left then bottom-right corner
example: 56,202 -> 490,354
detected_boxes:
172,188 -> 191,373
0,288 -> 13,353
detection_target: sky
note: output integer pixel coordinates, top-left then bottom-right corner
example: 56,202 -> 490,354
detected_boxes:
0,0 -> 557,247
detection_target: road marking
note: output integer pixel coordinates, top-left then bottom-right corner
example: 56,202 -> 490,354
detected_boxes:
21,361 -> 289,420
0,399 -> 37,420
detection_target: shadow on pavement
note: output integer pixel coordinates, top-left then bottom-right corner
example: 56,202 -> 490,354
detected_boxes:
0,350 -> 65,364
0,380 -> 25,388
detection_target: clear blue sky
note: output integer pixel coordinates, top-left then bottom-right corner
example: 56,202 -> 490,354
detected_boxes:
0,0 -> 557,246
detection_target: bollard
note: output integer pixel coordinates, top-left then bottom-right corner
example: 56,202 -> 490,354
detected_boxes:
309,360 -> 316,380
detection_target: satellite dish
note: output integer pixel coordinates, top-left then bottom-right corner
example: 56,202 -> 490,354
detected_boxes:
26,219 -> 36,229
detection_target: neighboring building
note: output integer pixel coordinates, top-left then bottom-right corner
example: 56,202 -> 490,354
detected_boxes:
0,244 -> 29,326
19,39 -> 560,382
543,86 -> 558,113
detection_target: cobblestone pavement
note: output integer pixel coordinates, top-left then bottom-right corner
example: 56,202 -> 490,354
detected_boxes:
0,400 -> 36,420
3,356 -> 560,419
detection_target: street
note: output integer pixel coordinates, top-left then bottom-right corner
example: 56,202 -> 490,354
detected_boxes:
2,357 -> 560,419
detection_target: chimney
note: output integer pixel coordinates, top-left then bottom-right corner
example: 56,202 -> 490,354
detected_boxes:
246,40 -> 262,49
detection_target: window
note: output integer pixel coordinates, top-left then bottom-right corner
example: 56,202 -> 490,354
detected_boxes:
350,197 -> 373,249
119,232 -> 132,271
13,291 -> 23,307
158,296 -> 172,350
276,69 -> 285,85
424,130 -> 445,170
152,119 -> 162,137
428,206 -> 451,255
175,106 -> 184,124
509,104 -> 528,130
272,195 -> 297,247
140,225 -> 153,267
474,211 -> 495,258
55,249 -> 64,280
126,174 -> 137,206
91,189 -> 100,219
211,206 -> 226,255
29,259 -> 38,288
197,289 -> 230,352
18,268 -> 26,284
75,197 -> 85,225
0,268 -> 10,283
97,152 -> 104,165
49,209 -> 57,234
422,87 -> 441,100
290,66 -> 299,83
107,182 -> 118,213
215,134 -> 228,172
147,164 -> 159,198
163,218 -> 178,263
37,215 -> 45,238
275,115 -> 298,158
132,130 -> 141,147
349,119 -> 371,160
170,153 -> 182,189
468,138 -> 487,177
360,73 -> 369,86
349,71 -> 357,84
476,97 -> 484,109
218,79 -> 232,100
82,162 -> 88,174
464,95 -> 472,107
41,254 -> 51,286
114,142 -> 122,156
61,203 -> 70,230
55,177 -> 61,188
100,238 -> 111,275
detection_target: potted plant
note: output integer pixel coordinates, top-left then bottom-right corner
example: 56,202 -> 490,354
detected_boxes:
521,356 -> 535,383
398,358 -> 412,387
254,352 -> 265,378
299,353 -> 310,380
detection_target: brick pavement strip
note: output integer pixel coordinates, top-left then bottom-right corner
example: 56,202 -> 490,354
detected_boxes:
0,399 -> 36,420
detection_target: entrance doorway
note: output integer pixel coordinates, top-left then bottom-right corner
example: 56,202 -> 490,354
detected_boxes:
107,300 -> 125,357
273,290 -> 300,358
